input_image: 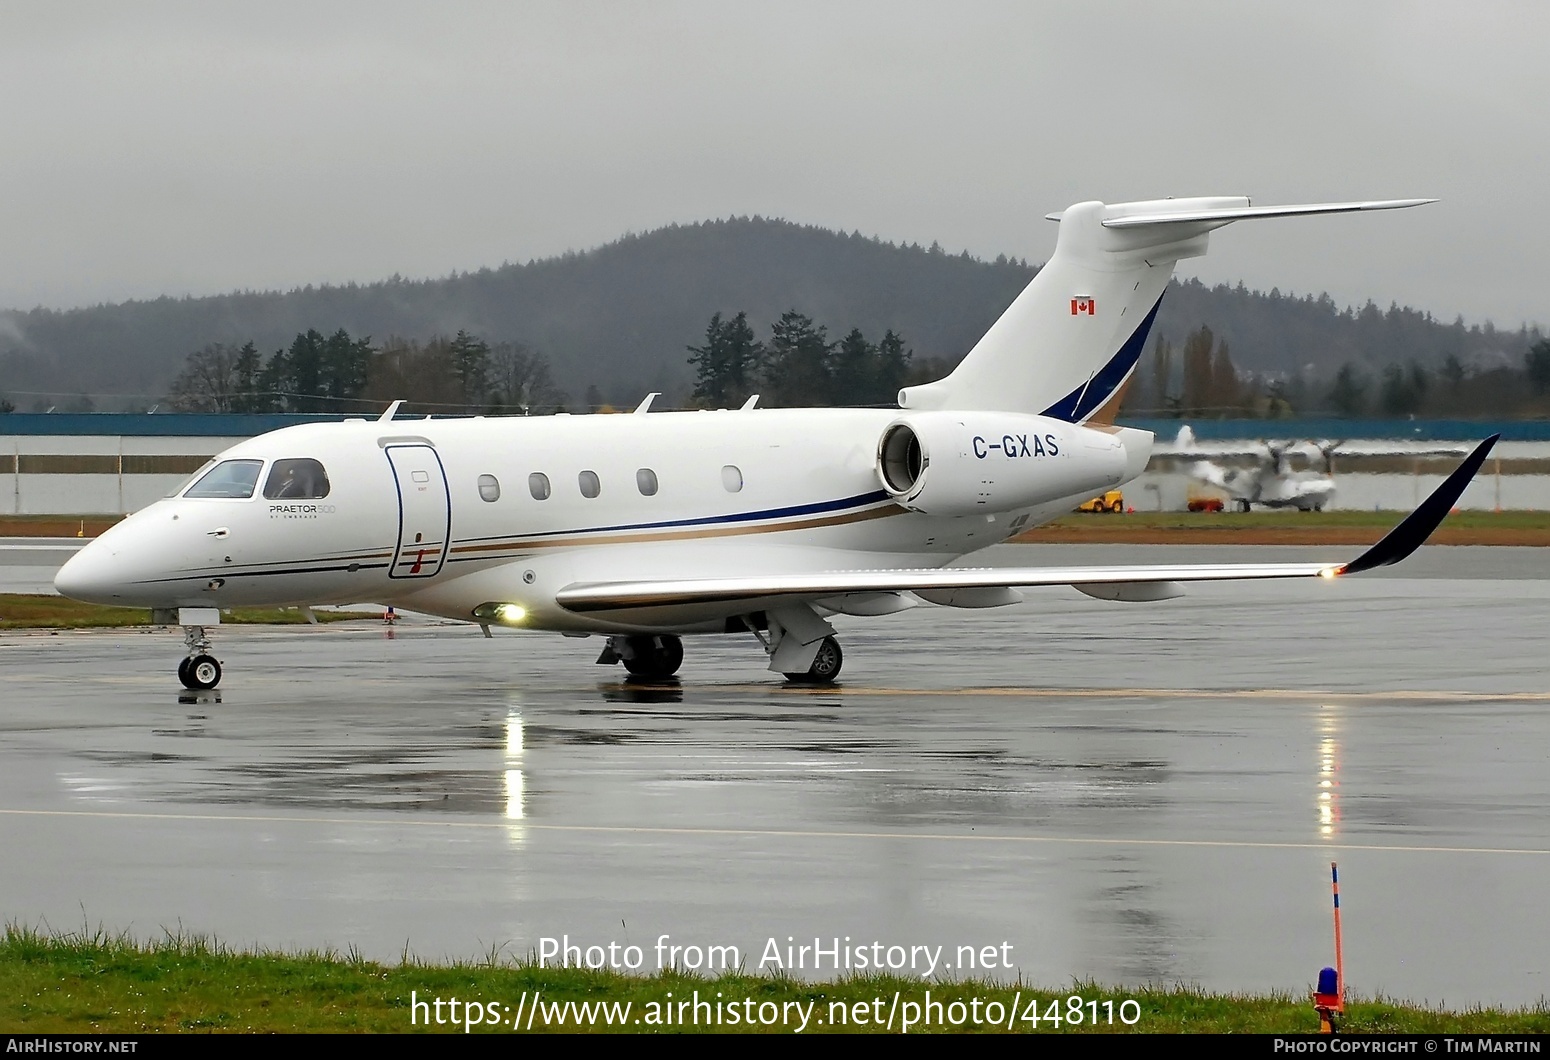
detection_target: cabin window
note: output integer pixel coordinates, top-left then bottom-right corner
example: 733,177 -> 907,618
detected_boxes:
721,464 -> 743,493
263,458 -> 331,500
636,468 -> 659,496
578,470 -> 601,499
528,472 -> 551,501
478,474 -> 500,502
184,459 -> 264,499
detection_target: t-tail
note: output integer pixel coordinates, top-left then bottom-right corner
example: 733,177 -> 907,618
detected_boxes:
898,196 -> 1434,423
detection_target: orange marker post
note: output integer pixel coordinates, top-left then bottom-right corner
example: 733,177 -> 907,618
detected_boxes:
1314,862 -> 1345,1032
1333,862 -> 1344,1009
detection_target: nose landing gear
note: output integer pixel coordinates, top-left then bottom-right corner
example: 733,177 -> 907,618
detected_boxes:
178,624 -> 222,690
153,608 -> 225,690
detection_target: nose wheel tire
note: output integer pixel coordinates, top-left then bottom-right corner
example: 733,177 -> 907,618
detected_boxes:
621,635 -> 684,680
179,654 -> 222,690
784,635 -> 843,685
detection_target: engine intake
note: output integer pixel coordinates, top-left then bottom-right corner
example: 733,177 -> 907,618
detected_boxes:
874,411 -> 1149,517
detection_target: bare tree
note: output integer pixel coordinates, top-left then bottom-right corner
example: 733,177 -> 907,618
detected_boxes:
489,341 -> 566,413
166,343 -> 242,412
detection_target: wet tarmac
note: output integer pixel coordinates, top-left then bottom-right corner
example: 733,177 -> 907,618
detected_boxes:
0,546 -> 1548,1005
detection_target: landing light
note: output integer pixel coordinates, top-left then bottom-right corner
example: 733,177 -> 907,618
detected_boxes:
1318,566 -> 1339,580
474,602 -> 528,624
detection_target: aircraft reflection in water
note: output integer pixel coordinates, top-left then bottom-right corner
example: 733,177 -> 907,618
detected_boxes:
54,194 -> 1498,690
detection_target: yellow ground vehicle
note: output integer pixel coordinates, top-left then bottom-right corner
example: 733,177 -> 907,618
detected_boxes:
1076,490 -> 1124,513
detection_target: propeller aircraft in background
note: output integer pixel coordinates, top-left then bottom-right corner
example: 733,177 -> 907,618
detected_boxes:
1158,426 -> 1470,511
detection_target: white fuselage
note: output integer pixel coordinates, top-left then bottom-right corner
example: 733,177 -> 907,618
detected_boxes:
56,408 -> 1145,634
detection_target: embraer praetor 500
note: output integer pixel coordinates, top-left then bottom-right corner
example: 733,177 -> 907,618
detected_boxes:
55,196 -> 1496,689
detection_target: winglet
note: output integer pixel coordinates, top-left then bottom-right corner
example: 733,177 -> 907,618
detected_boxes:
378,399 -> 405,423
1339,434 -> 1498,575
634,393 -> 660,414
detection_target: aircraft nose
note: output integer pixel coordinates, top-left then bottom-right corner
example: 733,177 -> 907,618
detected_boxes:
54,537 -> 125,604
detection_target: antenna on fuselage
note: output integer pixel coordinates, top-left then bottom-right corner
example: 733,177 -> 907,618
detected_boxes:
378,399 -> 405,422
740,394 -> 760,410
633,393 -> 660,414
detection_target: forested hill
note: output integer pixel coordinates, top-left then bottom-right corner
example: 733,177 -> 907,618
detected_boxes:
0,217 -> 1540,410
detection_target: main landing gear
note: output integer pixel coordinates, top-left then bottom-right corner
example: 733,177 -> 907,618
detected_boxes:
783,635 -> 843,684
178,624 -> 222,690
592,629 -> 855,688
593,608 -> 848,686
597,634 -> 684,680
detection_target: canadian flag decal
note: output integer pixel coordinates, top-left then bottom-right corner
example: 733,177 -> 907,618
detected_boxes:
1070,296 -> 1096,316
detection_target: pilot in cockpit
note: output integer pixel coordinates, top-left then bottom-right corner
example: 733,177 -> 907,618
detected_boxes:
273,464 -> 307,498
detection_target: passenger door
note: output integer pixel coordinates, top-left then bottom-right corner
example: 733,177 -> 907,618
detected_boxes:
384,444 -> 451,579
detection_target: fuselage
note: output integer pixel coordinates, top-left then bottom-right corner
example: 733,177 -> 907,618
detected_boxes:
56,408 -> 1146,633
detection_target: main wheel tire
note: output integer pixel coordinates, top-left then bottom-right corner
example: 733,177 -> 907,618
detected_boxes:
622,635 -> 683,679
185,654 -> 221,690
785,635 -> 843,685
177,657 -> 194,687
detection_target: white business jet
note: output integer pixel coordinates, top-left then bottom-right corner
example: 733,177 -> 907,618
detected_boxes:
55,195 -> 1495,690
1159,426 -> 1471,511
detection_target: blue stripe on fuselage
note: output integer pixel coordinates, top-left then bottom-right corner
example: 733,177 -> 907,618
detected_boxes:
455,489 -> 893,545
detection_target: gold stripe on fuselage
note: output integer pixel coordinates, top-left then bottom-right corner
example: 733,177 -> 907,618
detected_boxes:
449,502 -> 908,556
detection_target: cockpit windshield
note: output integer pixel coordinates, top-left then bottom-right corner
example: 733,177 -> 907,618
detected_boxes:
167,459 -> 216,498
263,458 -> 331,500
183,459 -> 265,499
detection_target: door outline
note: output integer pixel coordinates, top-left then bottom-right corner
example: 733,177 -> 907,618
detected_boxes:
385,444 -> 451,579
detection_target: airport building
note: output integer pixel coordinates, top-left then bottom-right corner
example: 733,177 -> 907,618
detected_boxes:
2,413 -> 1546,515
0,413 -> 342,515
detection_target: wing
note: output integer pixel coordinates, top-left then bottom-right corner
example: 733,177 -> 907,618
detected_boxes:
1153,441 -> 1272,459
556,436 -> 1497,615
1312,441 -> 1471,458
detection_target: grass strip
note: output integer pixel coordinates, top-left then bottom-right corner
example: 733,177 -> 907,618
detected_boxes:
1,925 -> 1545,1034
0,593 -> 378,629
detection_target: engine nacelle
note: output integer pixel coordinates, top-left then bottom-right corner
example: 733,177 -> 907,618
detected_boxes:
875,411 -> 1149,516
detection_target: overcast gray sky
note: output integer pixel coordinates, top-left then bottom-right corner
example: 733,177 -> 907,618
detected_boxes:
1,1 -> 1545,327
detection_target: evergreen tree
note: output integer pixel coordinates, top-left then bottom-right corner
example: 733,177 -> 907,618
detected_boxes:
763,311 -> 834,406
1328,363 -> 1369,416
230,342 -> 265,412
832,328 -> 876,405
687,311 -> 764,407
268,329 -> 327,412
1527,340 -> 1550,394
320,329 -> 374,409
449,329 -> 492,406
873,330 -> 911,406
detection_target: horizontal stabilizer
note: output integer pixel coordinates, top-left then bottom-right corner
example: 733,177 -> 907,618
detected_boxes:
1046,198 -> 1435,228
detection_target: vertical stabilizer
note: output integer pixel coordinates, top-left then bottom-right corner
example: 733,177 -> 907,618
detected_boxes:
898,196 -> 1432,420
